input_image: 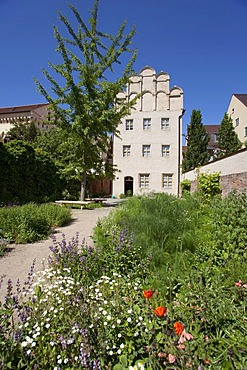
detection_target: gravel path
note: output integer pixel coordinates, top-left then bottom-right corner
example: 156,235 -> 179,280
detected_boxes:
0,200 -> 119,302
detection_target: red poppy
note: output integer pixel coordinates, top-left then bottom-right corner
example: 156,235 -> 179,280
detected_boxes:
154,306 -> 167,317
143,290 -> 153,299
174,321 -> 184,335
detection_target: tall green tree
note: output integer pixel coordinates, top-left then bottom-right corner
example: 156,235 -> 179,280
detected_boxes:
34,0 -> 137,200
182,110 -> 210,172
217,113 -> 241,157
5,120 -> 41,143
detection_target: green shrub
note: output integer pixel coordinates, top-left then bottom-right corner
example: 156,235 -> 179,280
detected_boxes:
180,179 -> 191,195
0,204 -> 71,244
197,172 -> 221,201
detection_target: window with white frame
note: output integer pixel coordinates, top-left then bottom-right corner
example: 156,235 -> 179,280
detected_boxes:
123,145 -> 131,157
139,174 -> 150,188
161,145 -> 170,157
142,145 -> 151,157
143,118 -> 151,130
161,118 -> 170,129
235,118 -> 239,127
126,119 -> 133,130
163,174 -> 173,188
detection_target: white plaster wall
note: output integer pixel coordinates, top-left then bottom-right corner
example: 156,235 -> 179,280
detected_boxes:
182,148 -> 247,181
227,95 -> 247,144
113,67 -> 183,197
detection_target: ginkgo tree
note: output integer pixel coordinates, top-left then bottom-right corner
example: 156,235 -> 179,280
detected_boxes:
35,0 -> 138,200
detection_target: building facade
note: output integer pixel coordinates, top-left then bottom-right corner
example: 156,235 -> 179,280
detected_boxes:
227,94 -> 247,145
113,66 -> 184,197
0,103 -> 51,140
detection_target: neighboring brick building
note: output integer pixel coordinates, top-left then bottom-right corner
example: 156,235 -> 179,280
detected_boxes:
0,103 -> 52,139
113,66 -> 184,197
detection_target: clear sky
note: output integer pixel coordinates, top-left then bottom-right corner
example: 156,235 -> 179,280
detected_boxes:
0,0 -> 247,136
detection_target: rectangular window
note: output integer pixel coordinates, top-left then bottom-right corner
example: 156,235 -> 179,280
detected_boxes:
142,145 -> 151,157
161,118 -> 170,129
143,118 -> 151,130
162,145 -> 170,157
139,174 -> 150,188
163,174 -> 173,188
235,118 -> 239,127
123,145 -> 131,157
126,119 -> 133,130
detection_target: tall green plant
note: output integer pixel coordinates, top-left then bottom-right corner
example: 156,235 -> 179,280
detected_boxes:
217,113 -> 241,156
182,110 -> 210,172
34,0 -> 138,200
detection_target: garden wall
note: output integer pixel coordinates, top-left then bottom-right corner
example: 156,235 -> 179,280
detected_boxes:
182,147 -> 247,196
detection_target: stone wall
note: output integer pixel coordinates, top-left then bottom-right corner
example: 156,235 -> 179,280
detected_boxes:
182,148 -> 247,196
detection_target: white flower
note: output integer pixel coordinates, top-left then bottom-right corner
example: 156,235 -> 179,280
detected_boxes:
74,356 -> 78,361
118,333 -> 122,338
64,358 -> 68,364
99,307 -> 103,311
26,349 -> 31,355
127,309 -> 132,314
104,322 -> 108,326
45,323 -> 50,329
117,319 -> 121,324
120,343 -> 125,349
112,324 -> 116,329
107,315 -> 111,321
31,342 -> 36,347
109,350 -> 114,356
102,310 -> 107,316
138,316 -> 143,321
57,359 -> 62,364
127,317 -> 132,323
21,341 -> 28,347
117,349 -> 121,354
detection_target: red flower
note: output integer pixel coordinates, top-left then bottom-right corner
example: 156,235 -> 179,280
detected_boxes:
154,306 -> 167,317
143,290 -> 153,299
174,321 -> 184,335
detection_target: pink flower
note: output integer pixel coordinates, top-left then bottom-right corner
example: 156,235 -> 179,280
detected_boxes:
235,280 -> 243,287
178,329 -> 194,344
167,354 -> 176,363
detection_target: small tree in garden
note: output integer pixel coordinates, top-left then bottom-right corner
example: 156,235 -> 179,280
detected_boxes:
217,113 -> 242,157
5,120 -> 41,143
34,0 -> 138,200
182,110 -> 210,172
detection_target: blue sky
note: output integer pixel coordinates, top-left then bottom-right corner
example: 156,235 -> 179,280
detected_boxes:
0,0 -> 247,136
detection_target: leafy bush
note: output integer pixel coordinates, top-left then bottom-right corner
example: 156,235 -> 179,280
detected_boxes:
0,204 -> 71,244
197,172 -> 221,201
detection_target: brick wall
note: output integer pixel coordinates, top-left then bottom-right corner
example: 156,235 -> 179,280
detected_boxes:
190,172 -> 247,196
182,148 -> 247,196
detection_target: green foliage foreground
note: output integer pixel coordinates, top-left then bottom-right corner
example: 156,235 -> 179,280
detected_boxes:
0,193 -> 247,369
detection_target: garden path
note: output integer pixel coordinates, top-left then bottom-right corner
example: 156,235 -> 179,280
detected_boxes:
0,200 -> 120,302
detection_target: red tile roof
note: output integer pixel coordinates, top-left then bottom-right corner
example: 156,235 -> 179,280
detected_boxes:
204,124 -> 220,135
233,94 -> 247,107
0,103 -> 49,114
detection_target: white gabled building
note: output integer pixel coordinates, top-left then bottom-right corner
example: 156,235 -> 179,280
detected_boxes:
227,94 -> 247,145
113,66 -> 184,197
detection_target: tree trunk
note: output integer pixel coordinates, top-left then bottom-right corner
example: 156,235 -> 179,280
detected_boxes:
80,170 -> 87,200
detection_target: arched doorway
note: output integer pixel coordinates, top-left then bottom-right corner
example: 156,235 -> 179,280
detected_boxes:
124,176 -> 133,195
